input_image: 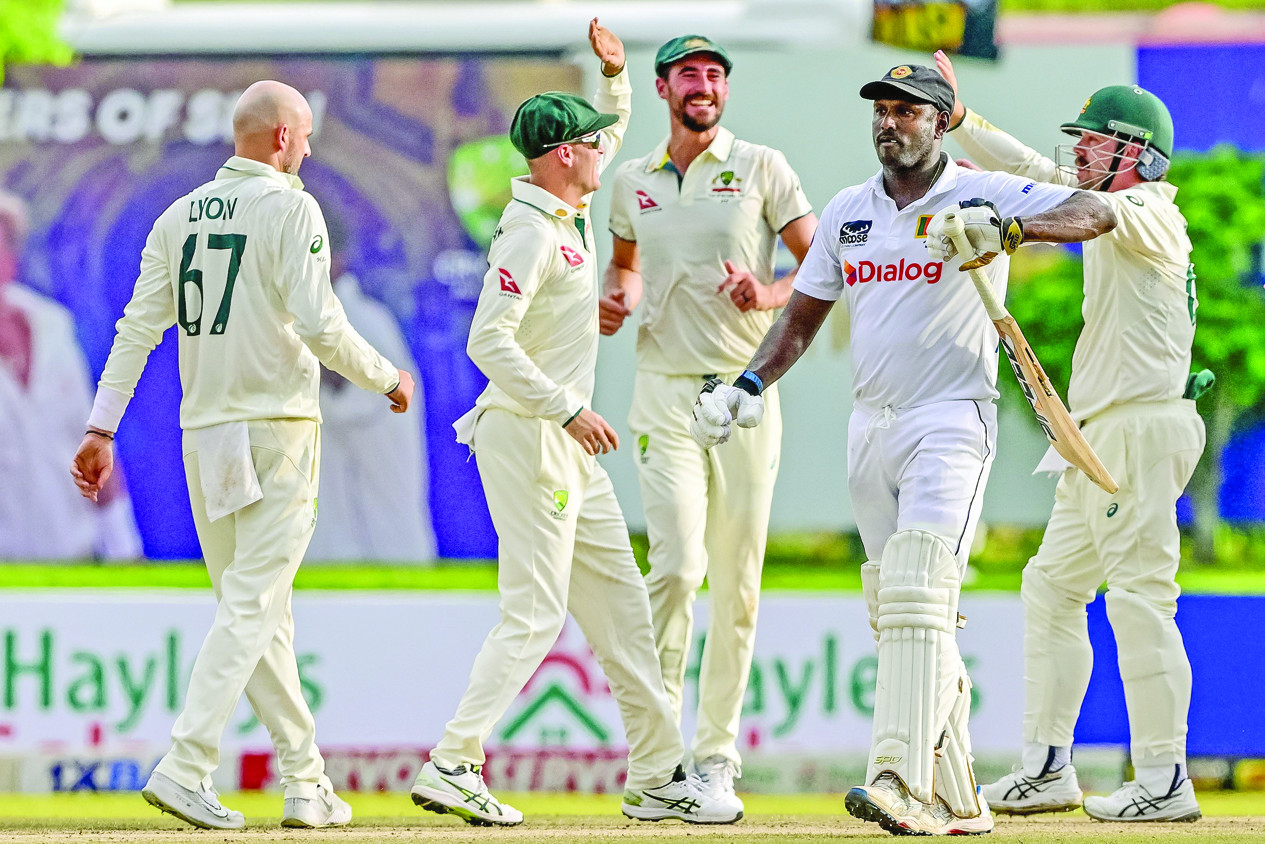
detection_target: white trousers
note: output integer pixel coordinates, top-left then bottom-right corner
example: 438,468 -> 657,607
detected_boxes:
848,400 -> 996,566
156,419 -> 331,799
431,409 -> 682,789
629,370 -> 781,768
1022,400 -> 1205,768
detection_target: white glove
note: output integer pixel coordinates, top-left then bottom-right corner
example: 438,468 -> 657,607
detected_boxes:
925,200 -> 1022,270
690,379 -> 765,449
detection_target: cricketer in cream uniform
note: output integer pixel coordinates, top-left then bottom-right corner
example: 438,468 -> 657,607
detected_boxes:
71,81 -> 412,831
410,20 -> 739,828
692,64 -> 1116,835
938,52 -> 1206,821
604,34 -> 816,795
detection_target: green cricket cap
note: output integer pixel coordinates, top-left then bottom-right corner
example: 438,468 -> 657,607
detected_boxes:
509,92 -> 618,160
1061,84 -> 1174,158
654,35 -> 732,78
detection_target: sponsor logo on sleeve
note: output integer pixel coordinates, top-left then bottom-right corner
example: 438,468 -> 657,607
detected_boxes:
914,215 -> 934,238
498,268 -> 522,296
838,219 -> 872,247
560,245 -> 585,267
310,234 -> 324,253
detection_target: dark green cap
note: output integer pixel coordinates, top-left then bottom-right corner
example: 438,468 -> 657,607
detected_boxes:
1061,85 -> 1174,159
654,35 -> 732,78
509,92 -> 618,160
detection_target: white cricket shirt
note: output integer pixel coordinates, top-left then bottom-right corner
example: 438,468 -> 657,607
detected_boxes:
465,68 -> 631,424
794,156 -> 1075,410
92,156 -> 398,431
950,109 -> 1195,422
608,127 -> 813,374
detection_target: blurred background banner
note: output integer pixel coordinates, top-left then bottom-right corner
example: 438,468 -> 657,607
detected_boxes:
0,55 -> 581,562
872,0 -> 1000,61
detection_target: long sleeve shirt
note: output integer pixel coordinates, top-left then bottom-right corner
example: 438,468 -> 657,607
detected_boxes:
465,67 -> 631,424
90,156 -> 397,432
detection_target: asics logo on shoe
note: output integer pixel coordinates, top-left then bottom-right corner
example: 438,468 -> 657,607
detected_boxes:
441,778 -> 501,816
1116,791 -> 1178,817
1003,775 -> 1061,801
654,795 -> 700,814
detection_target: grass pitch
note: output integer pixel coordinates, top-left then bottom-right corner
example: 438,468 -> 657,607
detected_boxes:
2,792 -> 1265,843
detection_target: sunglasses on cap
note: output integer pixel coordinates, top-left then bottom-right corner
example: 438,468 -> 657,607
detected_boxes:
541,130 -> 603,151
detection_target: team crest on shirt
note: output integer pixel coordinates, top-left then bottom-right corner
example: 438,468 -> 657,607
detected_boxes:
710,171 -> 742,195
498,268 -> 522,296
636,190 -> 661,212
839,219 -> 872,247
914,215 -> 934,238
560,245 -> 585,267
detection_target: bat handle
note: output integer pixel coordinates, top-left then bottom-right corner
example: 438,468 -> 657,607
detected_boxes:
941,211 -> 1009,322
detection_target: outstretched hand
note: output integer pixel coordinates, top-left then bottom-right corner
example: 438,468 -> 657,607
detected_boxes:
589,18 -> 625,77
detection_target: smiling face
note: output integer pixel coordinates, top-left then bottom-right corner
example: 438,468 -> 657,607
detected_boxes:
657,57 -> 729,133
871,98 -> 944,171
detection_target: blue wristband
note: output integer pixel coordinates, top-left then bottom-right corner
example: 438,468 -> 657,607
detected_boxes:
735,370 -> 763,396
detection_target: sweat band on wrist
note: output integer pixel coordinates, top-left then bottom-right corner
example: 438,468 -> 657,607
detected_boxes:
734,370 -> 763,396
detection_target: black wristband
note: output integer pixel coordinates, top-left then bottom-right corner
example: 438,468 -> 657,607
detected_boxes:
385,381 -> 400,395
734,372 -> 763,397
86,429 -> 114,441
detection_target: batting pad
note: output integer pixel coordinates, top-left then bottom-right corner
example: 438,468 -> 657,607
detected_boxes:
934,663 -> 982,817
861,561 -> 880,643
868,530 -> 965,806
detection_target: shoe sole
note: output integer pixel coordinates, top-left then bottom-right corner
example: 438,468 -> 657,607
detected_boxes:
621,805 -> 743,825
991,801 -> 1081,816
1085,808 -> 1202,823
410,788 -> 522,827
844,788 -> 924,836
141,787 -> 242,831
280,814 -> 352,829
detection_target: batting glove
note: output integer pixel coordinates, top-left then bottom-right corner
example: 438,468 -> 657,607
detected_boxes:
690,376 -> 765,449
925,199 -> 1024,270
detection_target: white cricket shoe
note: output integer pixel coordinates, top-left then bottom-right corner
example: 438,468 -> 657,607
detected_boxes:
622,766 -> 743,824
1083,778 -> 1201,822
282,784 -> 353,828
930,793 -> 995,835
410,760 -> 523,826
141,771 -> 245,830
981,764 -> 1082,815
693,755 -> 745,816
844,771 -> 928,835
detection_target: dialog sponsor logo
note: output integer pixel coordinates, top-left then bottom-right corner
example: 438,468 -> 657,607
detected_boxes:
844,259 -> 943,286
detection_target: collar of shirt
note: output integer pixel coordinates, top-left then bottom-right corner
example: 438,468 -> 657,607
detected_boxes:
645,126 -> 736,174
510,175 -> 589,220
864,152 -> 960,209
215,155 -> 304,190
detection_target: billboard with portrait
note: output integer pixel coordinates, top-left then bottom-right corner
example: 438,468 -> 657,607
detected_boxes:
0,55 -> 579,561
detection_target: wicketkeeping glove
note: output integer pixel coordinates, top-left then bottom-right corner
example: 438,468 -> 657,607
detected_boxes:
690,376 -> 765,449
925,199 -> 1024,270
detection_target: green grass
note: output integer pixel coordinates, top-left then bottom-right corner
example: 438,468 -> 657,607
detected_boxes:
1,791 -> 1265,842
3,559 -> 1265,594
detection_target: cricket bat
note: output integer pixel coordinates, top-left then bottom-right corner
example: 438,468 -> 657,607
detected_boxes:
941,211 -> 1119,494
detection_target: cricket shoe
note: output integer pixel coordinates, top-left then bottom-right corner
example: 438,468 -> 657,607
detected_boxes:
693,755 -> 745,816
981,764 -> 1082,815
1083,778 -> 1201,822
410,760 -> 523,826
622,765 -> 743,824
282,784 -> 353,828
844,771 -> 930,835
141,771 -> 245,830
924,793 -> 994,835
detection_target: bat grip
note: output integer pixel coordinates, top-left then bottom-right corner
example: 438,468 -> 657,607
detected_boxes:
941,211 -> 1009,322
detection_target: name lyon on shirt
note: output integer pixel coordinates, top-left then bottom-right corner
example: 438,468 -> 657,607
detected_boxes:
844,258 -> 943,286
